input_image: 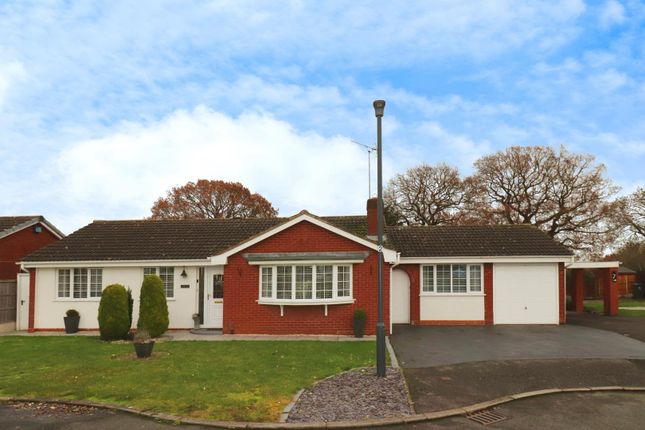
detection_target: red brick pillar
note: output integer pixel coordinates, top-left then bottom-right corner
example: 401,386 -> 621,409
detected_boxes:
603,268 -> 619,316
484,263 -> 494,325
28,268 -> 36,332
573,269 -> 585,313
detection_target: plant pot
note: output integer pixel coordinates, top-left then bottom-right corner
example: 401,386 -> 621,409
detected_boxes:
134,341 -> 155,358
353,319 -> 366,338
63,315 -> 80,334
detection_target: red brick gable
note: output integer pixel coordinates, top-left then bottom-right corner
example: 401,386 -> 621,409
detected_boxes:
0,223 -> 59,280
222,220 -> 390,335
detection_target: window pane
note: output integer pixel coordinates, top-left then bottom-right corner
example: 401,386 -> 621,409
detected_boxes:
213,274 -> 224,299
469,265 -> 482,292
276,266 -> 292,299
422,266 -> 434,292
89,268 -> 102,297
337,266 -> 351,297
159,267 -> 174,298
436,265 -> 451,293
452,265 -> 467,293
261,267 -> 273,298
316,265 -> 333,299
143,267 -> 156,276
58,269 -> 70,298
295,266 -> 313,299
73,268 -> 88,298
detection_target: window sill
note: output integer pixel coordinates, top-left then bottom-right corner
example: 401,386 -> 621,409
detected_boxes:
55,298 -> 101,302
257,298 -> 355,306
419,293 -> 485,297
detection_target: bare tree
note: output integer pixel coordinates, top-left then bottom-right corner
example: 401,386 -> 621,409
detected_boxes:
150,179 -> 278,219
465,145 -> 620,254
618,187 -> 645,239
384,163 -> 464,226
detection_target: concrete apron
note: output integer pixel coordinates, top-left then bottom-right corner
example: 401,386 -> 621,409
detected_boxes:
3,387 -> 645,429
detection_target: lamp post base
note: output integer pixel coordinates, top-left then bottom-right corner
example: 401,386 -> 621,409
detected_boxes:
376,322 -> 386,377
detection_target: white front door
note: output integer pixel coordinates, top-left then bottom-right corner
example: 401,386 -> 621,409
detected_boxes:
203,269 -> 223,328
392,269 -> 410,324
17,273 -> 30,331
493,263 -> 559,324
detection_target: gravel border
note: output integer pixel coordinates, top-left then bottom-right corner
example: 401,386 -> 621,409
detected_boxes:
286,367 -> 414,423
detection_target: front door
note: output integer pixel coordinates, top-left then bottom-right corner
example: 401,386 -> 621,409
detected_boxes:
203,271 -> 224,328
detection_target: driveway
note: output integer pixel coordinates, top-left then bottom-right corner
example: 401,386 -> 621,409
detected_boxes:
567,312 -> 645,342
390,324 -> 645,368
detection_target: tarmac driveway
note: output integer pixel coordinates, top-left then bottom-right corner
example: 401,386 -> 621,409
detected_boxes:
390,324 -> 645,368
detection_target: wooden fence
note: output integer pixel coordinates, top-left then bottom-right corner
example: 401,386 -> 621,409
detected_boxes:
0,280 -> 17,324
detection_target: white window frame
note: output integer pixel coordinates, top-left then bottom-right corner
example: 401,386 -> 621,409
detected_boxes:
420,264 -> 484,295
258,264 -> 354,305
143,267 -> 175,299
56,268 -> 103,301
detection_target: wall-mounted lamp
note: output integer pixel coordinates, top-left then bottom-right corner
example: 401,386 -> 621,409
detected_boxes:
180,268 -> 188,278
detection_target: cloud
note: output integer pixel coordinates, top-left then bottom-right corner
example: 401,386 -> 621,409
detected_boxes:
50,106 -> 389,230
588,68 -> 629,92
599,0 -> 626,29
0,59 -> 26,108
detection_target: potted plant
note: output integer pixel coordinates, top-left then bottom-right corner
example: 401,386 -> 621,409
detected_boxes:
133,329 -> 155,358
353,308 -> 367,338
63,309 -> 80,334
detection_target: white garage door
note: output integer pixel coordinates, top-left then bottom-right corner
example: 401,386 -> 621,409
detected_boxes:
493,264 -> 558,324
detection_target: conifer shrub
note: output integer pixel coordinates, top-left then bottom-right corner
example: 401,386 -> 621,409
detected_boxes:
98,284 -> 130,341
137,274 -> 169,338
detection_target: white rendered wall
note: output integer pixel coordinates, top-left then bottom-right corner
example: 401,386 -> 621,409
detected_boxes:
419,295 -> 485,321
34,266 -> 204,329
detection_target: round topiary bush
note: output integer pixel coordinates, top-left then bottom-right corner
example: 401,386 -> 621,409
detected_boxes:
98,284 -> 130,341
137,274 -> 169,338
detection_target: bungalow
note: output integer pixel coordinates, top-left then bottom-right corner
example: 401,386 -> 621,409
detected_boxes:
19,199 -> 573,334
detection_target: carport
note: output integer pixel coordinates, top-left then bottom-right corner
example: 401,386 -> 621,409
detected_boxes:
568,261 -> 620,316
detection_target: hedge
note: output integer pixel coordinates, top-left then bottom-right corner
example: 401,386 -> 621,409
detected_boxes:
137,274 -> 169,338
97,284 -> 130,340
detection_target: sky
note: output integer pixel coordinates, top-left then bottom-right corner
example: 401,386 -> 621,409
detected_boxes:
0,0 -> 644,234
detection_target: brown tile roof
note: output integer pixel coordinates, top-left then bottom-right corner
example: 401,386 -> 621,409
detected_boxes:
385,224 -> 572,257
0,216 -> 40,235
22,216 -> 370,262
22,216 -> 571,262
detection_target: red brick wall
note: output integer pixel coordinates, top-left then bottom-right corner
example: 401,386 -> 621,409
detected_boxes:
396,264 -> 419,324
559,262 -> 566,324
0,224 -> 59,280
223,221 -> 390,335
484,263 -> 494,324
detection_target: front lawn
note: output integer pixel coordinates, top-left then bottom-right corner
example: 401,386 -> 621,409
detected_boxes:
0,337 -> 375,421
584,298 -> 645,317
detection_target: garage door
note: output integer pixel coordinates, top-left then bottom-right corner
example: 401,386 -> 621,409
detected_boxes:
493,264 -> 558,324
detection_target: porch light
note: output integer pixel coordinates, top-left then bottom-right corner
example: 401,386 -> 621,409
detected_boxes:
180,268 -> 188,278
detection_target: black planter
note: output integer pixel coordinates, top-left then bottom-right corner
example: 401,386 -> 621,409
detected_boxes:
63,316 -> 80,334
134,341 -> 155,358
353,319 -> 366,338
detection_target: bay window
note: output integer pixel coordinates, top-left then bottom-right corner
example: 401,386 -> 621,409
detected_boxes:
259,264 -> 353,303
421,264 -> 482,294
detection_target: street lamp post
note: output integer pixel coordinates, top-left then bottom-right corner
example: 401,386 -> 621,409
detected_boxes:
373,99 -> 386,377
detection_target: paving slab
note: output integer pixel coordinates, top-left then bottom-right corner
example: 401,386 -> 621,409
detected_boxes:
390,324 -> 645,367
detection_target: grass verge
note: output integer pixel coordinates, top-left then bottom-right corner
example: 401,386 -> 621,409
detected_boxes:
584,299 -> 645,317
0,336 -> 375,421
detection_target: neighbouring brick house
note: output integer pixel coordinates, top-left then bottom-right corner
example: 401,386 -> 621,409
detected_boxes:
0,216 -> 63,280
19,200 -> 574,334
0,216 -> 63,332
